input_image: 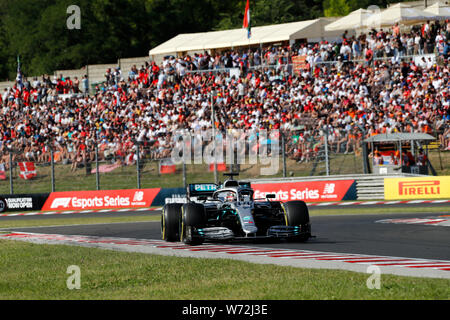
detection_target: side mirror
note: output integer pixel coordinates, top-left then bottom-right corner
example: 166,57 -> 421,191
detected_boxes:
266,194 -> 276,200
197,196 -> 207,201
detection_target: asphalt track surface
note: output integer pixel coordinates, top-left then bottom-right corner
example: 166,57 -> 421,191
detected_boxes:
0,201 -> 449,221
2,203 -> 449,261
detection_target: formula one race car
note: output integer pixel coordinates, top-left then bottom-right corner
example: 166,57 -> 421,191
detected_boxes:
161,173 -> 311,245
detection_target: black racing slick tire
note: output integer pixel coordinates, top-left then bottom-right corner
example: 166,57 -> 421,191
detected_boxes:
282,200 -> 311,242
0,197 -> 7,213
161,203 -> 182,242
180,203 -> 206,245
282,200 -> 310,225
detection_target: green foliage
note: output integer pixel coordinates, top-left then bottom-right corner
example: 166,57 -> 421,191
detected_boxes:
0,0 -> 155,79
323,0 -> 351,17
213,0 -> 323,30
323,0 -> 409,17
0,0 -> 224,80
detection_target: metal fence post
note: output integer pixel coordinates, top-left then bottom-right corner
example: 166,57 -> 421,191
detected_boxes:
95,144 -> 100,190
282,133 -> 287,178
182,159 -> 187,189
356,124 -> 369,174
324,127 -> 330,176
9,151 -> 13,195
50,147 -> 55,192
211,89 -> 218,184
136,143 -> 141,189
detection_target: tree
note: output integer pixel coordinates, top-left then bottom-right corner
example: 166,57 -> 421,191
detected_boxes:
323,0 -> 407,17
0,0 -> 329,81
323,0 -> 351,17
213,0 -> 323,30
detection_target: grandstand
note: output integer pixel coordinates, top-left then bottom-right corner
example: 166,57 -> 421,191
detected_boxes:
0,8 -> 449,181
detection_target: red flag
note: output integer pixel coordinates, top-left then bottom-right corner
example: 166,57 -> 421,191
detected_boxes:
19,162 -> 36,180
159,158 -> 176,174
209,163 -> 227,172
242,0 -> 251,39
125,153 -> 136,166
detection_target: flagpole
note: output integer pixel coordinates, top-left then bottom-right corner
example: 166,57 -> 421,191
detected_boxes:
211,88 -> 217,184
16,55 -> 23,92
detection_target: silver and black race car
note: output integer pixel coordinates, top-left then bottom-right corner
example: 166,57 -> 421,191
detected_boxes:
161,173 -> 311,245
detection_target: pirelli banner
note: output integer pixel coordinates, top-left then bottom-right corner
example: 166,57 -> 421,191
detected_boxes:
384,176 -> 450,200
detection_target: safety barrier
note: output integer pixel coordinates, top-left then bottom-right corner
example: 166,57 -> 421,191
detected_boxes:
2,174 -> 448,212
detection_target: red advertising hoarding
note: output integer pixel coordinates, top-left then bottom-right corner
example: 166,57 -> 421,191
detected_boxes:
42,189 -> 161,211
38,180 -> 356,211
252,180 -> 355,202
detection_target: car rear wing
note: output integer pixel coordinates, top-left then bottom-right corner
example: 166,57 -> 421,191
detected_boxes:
187,183 -> 218,200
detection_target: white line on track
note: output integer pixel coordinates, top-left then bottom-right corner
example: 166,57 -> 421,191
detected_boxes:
360,201 -> 379,205
384,201 -> 401,205
408,200 -> 425,204
431,200 -> 450,203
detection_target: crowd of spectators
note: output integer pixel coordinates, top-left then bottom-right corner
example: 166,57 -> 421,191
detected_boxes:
0,19 -> 449,172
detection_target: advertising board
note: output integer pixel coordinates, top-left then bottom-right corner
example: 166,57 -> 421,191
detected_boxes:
384,176 -> 450,200
42,189 -> 161,211
0,193 -> 50,212
252,180 -> 356,202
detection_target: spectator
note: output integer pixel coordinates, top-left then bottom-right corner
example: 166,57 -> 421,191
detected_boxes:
82,75 -> 89,96
0,22 -> 447,172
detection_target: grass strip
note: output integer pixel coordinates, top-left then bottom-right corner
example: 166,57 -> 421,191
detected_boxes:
0,215 -> 160,229
0,240 -> 449,300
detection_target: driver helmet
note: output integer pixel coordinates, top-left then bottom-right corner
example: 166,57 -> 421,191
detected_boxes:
226,192 -> 235,202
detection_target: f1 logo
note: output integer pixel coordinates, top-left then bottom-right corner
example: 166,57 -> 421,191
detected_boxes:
51,198 -> 72,209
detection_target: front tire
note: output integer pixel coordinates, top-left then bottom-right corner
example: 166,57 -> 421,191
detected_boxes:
180,203 -> 206,245
161,203 -> 182,242
282,200 -> 311,242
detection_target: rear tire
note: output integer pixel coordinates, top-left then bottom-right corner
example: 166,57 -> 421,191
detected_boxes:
282,200 -> 311,242
161,203 -> 182,242
180,203 -> 206,245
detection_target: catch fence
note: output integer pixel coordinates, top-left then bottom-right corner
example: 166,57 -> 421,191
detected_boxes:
1,124 -> 446,195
